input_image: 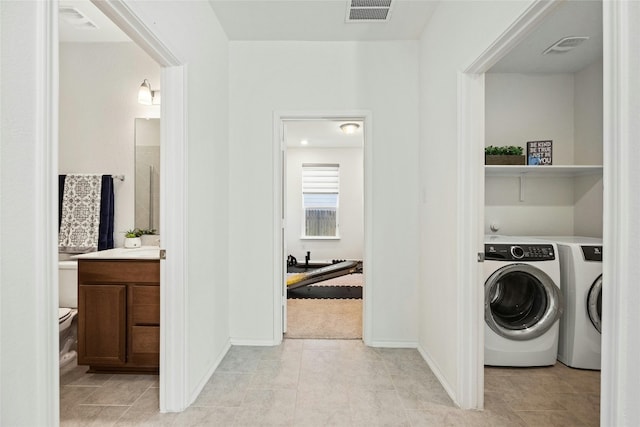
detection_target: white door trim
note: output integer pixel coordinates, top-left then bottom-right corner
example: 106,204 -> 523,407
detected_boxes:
158,65 -> 188,412
601,1 -> 639,424
82,0 -> 188,412
35,0 -> 59,423
456,0 -> 561,410
273,111 -> 373,344
91,0 -> 182,66
456,72 -> 485,410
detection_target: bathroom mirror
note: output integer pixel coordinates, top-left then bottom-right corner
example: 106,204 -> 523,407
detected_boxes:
134,118 -> 160,233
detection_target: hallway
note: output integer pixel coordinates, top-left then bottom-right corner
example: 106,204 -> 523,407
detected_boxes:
60,339 -> 599,426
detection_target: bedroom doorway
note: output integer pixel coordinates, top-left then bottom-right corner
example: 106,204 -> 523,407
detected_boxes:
280,117 -> 366,339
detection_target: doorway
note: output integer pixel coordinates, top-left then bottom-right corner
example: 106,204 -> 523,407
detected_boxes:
282,119 -> 365,339
274,112 -> 373,343
57,19 -> 163,421
56,0 -> 189,414
457,0 -> 607,411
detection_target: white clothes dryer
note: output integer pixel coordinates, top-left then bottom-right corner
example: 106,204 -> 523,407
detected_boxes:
484,235 -> 563,367
548,236 -> 602,370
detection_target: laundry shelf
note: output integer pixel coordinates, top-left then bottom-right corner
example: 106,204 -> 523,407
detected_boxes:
485,165 -> 603,177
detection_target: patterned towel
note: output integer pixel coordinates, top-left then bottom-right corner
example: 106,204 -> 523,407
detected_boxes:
58,174 -> 103,253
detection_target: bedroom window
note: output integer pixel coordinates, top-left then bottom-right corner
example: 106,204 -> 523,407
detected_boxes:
302,163 -> 339,238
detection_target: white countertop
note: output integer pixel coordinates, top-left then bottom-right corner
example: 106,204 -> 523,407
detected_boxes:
73,246 -> 160,260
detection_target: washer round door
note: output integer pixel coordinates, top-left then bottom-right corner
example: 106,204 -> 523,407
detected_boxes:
587,274 -> 602,333
485,263 -> 563,341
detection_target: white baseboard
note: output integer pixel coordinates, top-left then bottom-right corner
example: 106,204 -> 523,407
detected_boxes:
230,338 -> 281,346
417,343 -> 459,408
369,340 -> 418,348
187,339 -> 231,406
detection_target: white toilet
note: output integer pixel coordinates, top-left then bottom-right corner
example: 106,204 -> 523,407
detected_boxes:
59,260 -> 78,374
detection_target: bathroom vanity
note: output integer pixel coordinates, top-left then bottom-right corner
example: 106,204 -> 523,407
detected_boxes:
75,248 -> 160,373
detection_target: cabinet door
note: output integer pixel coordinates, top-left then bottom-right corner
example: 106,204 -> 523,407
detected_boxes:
78,284 -> 126,366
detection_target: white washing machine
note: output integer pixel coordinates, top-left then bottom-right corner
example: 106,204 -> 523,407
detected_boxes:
484,235 -> 563,367
548,236 -> 602,370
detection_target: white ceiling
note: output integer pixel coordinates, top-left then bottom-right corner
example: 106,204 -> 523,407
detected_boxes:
208,0 -> 439,41
59,0 -> 438,43
59,0 -> 130,42
60,0 -> 602,73
60,1 -> 602,148
490,0 -> 602,74
285,120 -> 364,148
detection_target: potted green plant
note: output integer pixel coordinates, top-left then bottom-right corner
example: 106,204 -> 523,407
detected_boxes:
124,229 -> 142,248
485,145 -> 526,165
138,228 -> 159,246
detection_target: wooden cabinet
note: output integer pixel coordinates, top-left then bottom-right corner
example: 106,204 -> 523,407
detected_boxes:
77,259 -> 159,373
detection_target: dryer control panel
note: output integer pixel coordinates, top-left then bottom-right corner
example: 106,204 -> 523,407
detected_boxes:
582,246 -> 602,262
485,244 -> 555,261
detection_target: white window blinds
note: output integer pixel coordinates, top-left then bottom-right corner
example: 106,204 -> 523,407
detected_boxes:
302,164 -> 339,194
302,164 -> 339,237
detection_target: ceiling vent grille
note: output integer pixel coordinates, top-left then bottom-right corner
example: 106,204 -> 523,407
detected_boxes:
346,0 -> 393,23
542,36 -> 590,54
59,6 -> 99,30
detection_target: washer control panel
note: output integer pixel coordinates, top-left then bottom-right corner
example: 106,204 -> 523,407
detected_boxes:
485,244 -> 555,261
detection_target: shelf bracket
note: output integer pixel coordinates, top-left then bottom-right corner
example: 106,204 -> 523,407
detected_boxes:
519,174 -> 525,202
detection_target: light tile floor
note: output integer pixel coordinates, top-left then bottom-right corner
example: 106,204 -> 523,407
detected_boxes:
60,339 -> 600,426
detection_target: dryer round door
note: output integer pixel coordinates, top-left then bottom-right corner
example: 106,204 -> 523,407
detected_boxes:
587,274 -> 602,333
485,263 -> 563,341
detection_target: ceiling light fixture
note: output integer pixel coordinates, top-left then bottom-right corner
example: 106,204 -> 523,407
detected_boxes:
301,139 -> 309,145
340,122 -> 360,134
138,79 -> 160,105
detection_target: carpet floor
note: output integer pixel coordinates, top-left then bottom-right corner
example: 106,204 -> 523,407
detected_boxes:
285,273 -> 363,339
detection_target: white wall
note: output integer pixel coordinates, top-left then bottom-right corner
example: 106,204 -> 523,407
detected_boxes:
229,41 -> 420,344
485,175 -> 576,235
418,0 -> 535,405
485,73 -> 575,164
59,42 -> 160,247
1,2 -> 59,424
485,73 -> 576,236
286,147 -> 363,261
574,59 -> 603,237
126,1 -> 231,403
484,68 -> 603,237
574,59 -> 603,165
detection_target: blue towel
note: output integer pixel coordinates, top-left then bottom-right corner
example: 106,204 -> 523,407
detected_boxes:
98,175 -> 115,250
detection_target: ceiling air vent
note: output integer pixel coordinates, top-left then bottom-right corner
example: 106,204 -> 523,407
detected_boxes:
59,6 -> 99,30
542,36 -> 590,54
346,0 -> 393,23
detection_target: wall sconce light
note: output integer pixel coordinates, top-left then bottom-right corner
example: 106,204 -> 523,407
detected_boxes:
138,79 -> 160,105
339,122 -> 360,134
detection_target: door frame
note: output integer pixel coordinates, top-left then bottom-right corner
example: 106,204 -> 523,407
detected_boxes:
601,1 -> 640,424
456,0 -> 561,409
63,0 -> 189,412
273,111 -> 372,343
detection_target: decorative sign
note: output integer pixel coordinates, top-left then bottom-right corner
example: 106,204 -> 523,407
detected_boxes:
527,140 -> 553,165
